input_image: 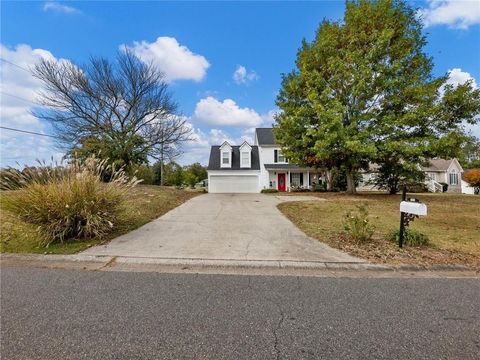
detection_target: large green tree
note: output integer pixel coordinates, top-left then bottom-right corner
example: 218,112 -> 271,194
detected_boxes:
275,0 -> 480,194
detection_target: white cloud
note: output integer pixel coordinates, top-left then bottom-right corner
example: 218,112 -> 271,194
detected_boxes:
446,68 -> 478,89
233,65 -> 259,85
179,108 -> 278,165
180,126 -> 256,165
123,37 -> 210,82
261,109 -> 278,126
193,97 -> 263,127
43,1 -> 80,14
0,44 -> 66,167
419,0 -> 480,29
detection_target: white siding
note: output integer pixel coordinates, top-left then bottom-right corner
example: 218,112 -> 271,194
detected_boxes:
258,145 -> 286,189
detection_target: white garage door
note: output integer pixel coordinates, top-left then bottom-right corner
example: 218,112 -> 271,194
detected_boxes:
209,175 -> 259,193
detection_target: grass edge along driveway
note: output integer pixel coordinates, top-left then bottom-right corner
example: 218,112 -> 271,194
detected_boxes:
0,185 -> 202,255
277,192 -> 480,268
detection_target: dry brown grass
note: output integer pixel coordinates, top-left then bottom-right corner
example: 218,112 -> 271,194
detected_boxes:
278,192 -> 480,268
0,185 -> 200,254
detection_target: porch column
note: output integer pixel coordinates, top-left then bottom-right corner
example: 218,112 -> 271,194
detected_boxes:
287,171 -> 290,191
307,171 -> 310,189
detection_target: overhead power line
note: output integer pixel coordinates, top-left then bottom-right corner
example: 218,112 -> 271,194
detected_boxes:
0,91 -> 39,105
0,126 -> 57,139
0,58 -> 31,73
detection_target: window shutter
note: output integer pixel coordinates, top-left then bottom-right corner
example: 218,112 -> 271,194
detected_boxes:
290,172 -> 292,184
300,173 -> 303,186
274,150 -> 278,163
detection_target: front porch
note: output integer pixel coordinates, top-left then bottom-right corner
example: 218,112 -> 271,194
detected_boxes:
264,165 -> 324,192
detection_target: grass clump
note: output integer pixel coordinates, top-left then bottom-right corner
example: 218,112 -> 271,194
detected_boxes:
343,204 -> 375,242
386,228 -> 429,247
2,157 -> 139,245
0,160 -> 69,190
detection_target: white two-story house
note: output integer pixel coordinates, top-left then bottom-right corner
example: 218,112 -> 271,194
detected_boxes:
207,128 -> 322,193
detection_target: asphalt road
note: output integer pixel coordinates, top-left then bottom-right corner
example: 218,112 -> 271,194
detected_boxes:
1,267 -> 479,360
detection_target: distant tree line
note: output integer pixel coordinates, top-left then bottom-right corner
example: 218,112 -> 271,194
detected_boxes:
130,162 -> 207,188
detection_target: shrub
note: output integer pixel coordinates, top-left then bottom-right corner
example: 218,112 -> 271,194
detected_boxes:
290,185 -> 310,192
130,165 -> 155,185
2,157 -> 139,245
464,169 -> 480,193
261,188 -> 279,193
386,228 -> 429,247
343,204 -> 375,242
406,182 -> 429,193
439,182 -> 448,192
313,183 -> 327,192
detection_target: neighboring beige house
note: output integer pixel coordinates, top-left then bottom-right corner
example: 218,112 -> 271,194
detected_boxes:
358,158 -> 470,194
422,158 -> 463,193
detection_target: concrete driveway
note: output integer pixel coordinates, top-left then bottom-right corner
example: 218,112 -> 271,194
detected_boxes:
83,194 -> 362,263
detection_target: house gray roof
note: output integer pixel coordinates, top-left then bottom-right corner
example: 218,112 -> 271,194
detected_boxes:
264,164 -> 313,170
255,128 -> 276,145
207,146 -> 260,171
421,159 -> 454,172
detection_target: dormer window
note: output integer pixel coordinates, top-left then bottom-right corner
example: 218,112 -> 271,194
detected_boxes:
239,141 -> 252,168
219,141 -> 232,168
222,152 -> 230,165
241,151 -> 250,167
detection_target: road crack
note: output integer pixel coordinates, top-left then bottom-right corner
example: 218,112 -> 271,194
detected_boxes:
244,238 -> 253,259
270,300 -> 286,360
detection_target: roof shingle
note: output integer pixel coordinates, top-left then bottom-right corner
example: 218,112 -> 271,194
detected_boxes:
207,146 -> 260,171
255,128 -> 276,145
421,159 -> 453,172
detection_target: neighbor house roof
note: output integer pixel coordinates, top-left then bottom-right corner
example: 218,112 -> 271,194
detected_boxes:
264,164 -> 313,170
255,128 -> 276,145
421,159 -> 454,172
207,146 -> 260,171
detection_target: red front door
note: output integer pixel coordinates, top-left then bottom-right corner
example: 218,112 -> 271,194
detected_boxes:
278,173 -> 286,192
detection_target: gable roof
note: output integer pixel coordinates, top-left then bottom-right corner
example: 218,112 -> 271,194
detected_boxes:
422,159 -> 455,172
239,141 -> 252,150
207,145 -> 260,171
255,128 -> 276,145
219,141 -> 232,149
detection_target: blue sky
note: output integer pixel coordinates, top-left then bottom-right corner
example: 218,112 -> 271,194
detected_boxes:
1,0 -> 479,167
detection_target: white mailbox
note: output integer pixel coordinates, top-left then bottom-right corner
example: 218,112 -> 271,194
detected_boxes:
400,201 -> 427,216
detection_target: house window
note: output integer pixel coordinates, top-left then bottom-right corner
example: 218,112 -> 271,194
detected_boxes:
241,151 -> 250,167
278,151 -> 286,163
291,173 -> 301,186
428,173 -> 436,181
222,152 -> 230,165
449,170 -> 458,185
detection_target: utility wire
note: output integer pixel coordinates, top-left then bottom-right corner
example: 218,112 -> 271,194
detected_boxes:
0,126 -> 57,139
0,91 -> 40,105
0,58 -> 31,73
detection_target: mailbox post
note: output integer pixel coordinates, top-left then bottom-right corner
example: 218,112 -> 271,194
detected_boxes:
399,186 -> 407,248
398,185 -> 427,248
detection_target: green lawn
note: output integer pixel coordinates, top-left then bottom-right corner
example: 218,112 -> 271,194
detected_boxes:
0,185 -> 201,255
278,192 -> 480,268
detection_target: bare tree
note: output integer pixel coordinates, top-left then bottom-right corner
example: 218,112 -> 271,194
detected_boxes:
32,50 -> 191,170
150,115 -> 192,185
